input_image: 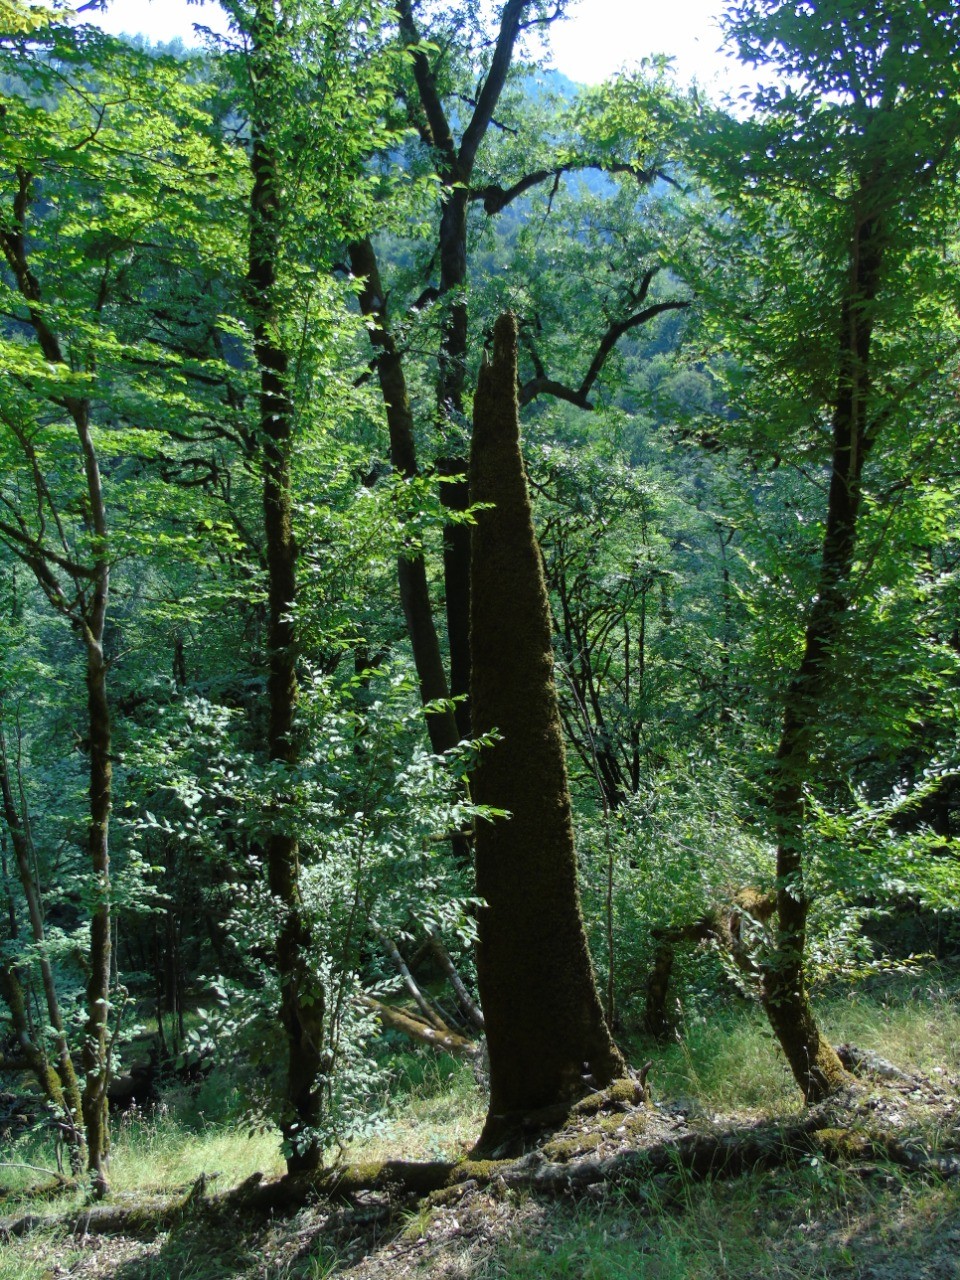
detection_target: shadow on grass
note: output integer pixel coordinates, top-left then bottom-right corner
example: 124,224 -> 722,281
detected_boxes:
450,1165 -> 960,1280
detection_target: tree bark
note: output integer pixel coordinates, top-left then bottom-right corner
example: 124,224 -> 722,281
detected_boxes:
80,621 -> 112,1198
469,313 -> 626,1154
347,238 -> 460,757
641,917 -> 718,1041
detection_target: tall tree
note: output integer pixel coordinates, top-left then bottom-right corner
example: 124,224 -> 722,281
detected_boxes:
0,16 -> 241,1191
219,0 -> 396,1171
689,0 -> 960,1101
350,3 -> 685,744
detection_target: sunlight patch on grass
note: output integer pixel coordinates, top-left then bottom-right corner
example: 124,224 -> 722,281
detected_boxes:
644,974 -> 960,1117
647,1008 -> 801,1117
109,1105 -> 285,1194
820,978 -> 960,1075
347,1057 -> 486,1164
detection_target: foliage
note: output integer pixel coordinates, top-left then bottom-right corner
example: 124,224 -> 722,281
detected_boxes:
1,0 -> 960,1188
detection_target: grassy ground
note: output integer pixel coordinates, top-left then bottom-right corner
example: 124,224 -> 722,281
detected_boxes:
1,974 -> 958,1280
649,974 -> 960,1116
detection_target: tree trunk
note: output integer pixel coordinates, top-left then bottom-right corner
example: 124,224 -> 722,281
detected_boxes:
248,31 -> 325,1172
0,724 -> 85,1166
469,312 -> 626,1154
1,167 -> 115,1194
435,185 -> 473,740
761,205 -> 884,1103
80,626 -> 112,1197
347,238 -> 460,757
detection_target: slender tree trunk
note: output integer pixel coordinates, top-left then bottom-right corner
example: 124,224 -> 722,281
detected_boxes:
80,636 -> 112,1196
426,925 -> 484,1031
74,397 -> 114,1198
762,206 -> 883,1103
390,0 -> 534,742
248,68 -> 325,1170
470,313 -> 626,1154
435,186 -> 472,740
0,724 -> 85,1166
348,238 -> 460,756
1,168 -> 115,1192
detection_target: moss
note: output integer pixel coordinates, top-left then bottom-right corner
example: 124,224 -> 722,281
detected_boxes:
598,1109 -> 647,1138
811,1128 -> 872,1161
542,1132 -> 604,1162
320,1161 -> 388,1196
448,1159 -> 510,1184
543,1108 -> 648,1162
573,1078 -> 647,1117
424,1163 -> 513,1208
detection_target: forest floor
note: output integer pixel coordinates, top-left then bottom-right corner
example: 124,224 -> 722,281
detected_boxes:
2,981 -> 960,1280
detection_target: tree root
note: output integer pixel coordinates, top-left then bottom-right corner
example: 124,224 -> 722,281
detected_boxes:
3,1101 -> 956,1242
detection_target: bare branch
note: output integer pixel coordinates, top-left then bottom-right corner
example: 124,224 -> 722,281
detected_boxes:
455,94 -> 519,136
519,299 -> 691,409
472,160 -> 670,215
0,513 -> 97,585
517,2 -> 565,32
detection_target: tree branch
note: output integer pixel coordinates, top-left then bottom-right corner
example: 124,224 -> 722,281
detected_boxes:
519,299 -> 691,409
395,0 -> 457,166
459,0 -> 529,173
472,160 -> 670,215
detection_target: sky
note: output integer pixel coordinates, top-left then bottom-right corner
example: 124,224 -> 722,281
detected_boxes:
74,0 -> 750,97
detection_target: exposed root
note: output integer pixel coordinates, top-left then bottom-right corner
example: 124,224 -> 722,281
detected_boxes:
3,1077 -> 957,1244
837,1043 -> 938,1089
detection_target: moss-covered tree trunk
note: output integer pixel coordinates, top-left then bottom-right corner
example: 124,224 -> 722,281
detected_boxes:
469,312 -> 626,1153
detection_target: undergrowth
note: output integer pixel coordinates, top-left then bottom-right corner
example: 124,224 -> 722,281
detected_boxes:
0,974 -> 957,1280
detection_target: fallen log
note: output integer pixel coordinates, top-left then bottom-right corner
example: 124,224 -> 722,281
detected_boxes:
359,997 -> 480,1058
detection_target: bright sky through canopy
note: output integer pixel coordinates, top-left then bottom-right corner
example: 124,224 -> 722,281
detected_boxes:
76,0 -> 748,96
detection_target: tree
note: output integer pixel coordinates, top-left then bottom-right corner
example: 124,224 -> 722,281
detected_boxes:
216,0 -> 401,1172
687,0 -> 960,1101
469,312 -> 626,1153
0,16 -> 241,1191
349,5 -> 687,747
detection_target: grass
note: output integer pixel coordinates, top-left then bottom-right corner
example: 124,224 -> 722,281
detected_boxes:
648,1005 -> 801,1117
641,972 -> 960,1117
351,1054 -> 486,1164
0,972 -> 957,1279
108,1103 -> 285,1194
459,1163 -> 960,1280
820,975 -> 960,1075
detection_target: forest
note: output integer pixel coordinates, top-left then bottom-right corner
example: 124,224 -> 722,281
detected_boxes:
0,0 -> 959,1276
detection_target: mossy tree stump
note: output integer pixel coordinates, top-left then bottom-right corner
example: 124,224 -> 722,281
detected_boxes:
469,312 -> 626,1154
